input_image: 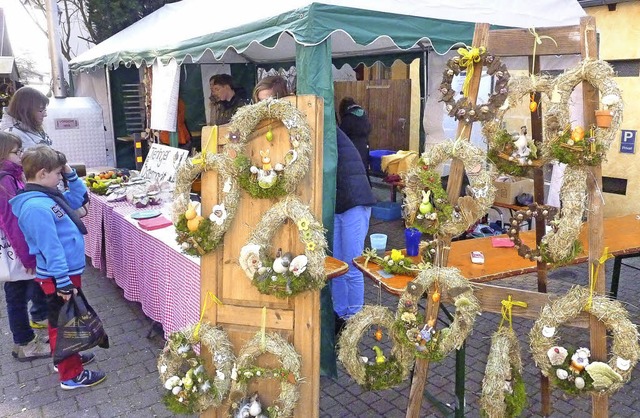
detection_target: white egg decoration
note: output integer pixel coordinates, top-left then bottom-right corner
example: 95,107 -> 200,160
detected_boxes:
575,376 -> 585,389
542,326 -> 555,338
616,357 -> 631,371
556,369 -> 569,380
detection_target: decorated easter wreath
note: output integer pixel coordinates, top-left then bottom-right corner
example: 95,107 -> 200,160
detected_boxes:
238,196 -> 327,298
393,267 -> 480,361
229,332 -> 301,418
172,152 -> 240,256
401,161 -> 453,236
224,98 -> 312,198
505,166 -> 586,265
483,75 -> 555,176
158,322 -> 235,414
361,248 -> 425,276
337,305 -> 414,391
480,327 -> 527,418
529,286 -> 639,395
439,46 -> 510,124
543,59 -> 623,166
419,140 -> 497,237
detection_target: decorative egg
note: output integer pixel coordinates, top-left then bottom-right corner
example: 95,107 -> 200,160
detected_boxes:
616,357 -> 631,371
571,126 -> 585,142
529,101 -> 538,112
265,129 -> 274,142
542,326 -> 555,338
556,369 -> 569,380
575,376 -> 586,389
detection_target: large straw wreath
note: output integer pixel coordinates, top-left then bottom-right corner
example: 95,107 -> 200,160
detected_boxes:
158,322 -> 235,414
543,59 -> 623,166
394,267 -> 480,361
229,332 -> 301,418
238,196 -> 327,298
337,305 -> 414,391
530,286 -> 640,395
224,98 -> 312,198
417,140 -> 497,237
172,152 -> 240,256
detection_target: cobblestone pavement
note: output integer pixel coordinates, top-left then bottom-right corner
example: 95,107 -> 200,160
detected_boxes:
1,217 -> 639,417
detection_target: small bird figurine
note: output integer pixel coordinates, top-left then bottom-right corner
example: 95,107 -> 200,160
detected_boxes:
372,345 -> 386,364
272,248 -> 292,274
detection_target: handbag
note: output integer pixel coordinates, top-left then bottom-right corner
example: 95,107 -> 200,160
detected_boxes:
0,229 -> 32,282
53,289 -> 109,364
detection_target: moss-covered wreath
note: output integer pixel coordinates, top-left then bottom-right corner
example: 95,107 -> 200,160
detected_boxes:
229,332 -> 301,418
337,305 -> 414,391
543,59 -> 623,166
529,286 -> 640,395
480,327 -> 527,418
420,140 -> 497,237
158,322 -> 235,414
440,46 -> 510,124
394,267 -> 480,361
224,98 -> 312,199
238,196 -> 327,298
172,152 -> 240,256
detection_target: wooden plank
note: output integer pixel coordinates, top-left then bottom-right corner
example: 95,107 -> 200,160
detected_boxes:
487,25 -> 582,57
217,305 -> 294,329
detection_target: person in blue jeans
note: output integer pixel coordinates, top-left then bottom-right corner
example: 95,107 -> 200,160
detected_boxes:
332,128 -> 377,334
0,132 -> 50,361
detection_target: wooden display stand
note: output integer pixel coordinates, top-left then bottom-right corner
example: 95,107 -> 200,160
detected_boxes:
407,17 -> 609,418
200,95 -> 324,418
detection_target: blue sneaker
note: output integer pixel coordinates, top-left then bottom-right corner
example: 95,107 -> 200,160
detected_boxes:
54,352 -> 95,372
60,369 -> 106,390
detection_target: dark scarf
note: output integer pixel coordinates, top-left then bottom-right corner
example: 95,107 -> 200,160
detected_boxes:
20,184 -> 88,235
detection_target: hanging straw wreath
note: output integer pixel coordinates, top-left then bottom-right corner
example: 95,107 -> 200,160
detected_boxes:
394,267 -> 480,361
419,140 -> 497,237
224,98 -> 312,198
483,75 -> 554,176
172,152 -> 240,256
506,167 -> 587,265
337,305 -> 414,391
238,196 -> 327,298
530,286 -> 640,395
543,59 -> 623,166
158,322 -> 235,414
229,332 -> 301,418
440,46 -> 510,124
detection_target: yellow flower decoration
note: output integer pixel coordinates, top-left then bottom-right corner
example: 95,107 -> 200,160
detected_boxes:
297,218 -> 310,231
302,230 -> 313,240
391,249 -> 405,263
306,241 -> 316,251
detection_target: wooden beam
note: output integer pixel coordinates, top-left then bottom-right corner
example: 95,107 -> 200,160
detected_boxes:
487,25 -> 582,57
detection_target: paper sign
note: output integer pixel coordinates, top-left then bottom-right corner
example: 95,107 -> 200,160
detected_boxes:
140,143 -> 189,184
620,130 -> 637,154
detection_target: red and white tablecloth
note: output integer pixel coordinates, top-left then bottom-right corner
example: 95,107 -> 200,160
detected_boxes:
83,194 -> 200,336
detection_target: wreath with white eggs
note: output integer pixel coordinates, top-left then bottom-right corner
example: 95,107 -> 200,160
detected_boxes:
337,305 -> 414,391
229,332 -> 301,418
224,98 -> 312,199
393,267 -> 480,361
238,196 -> 327,298
529,286 -> 639,395
419,140 -> 497,237
172,152 -> 240,256
158,322 -> 235,414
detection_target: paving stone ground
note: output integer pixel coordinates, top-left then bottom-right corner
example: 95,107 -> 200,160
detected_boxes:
1,215 -> 639,417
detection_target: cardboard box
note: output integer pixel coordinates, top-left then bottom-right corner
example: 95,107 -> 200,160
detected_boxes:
493,177 -> 534,205
381,151 -> 419,175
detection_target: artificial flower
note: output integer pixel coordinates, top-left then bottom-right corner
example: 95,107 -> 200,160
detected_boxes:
306,241 -> 316,251
209,204 -> 228,226
297,218 -> 310,231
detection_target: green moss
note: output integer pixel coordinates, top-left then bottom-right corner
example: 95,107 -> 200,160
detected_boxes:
175,214 -> 220,256
505,370 -> 528,417
549,130 -> 604,166
392,315 -> 444,362
488,129 -> 532,177
363,356 -> 405,391
235,155 -> 287,198
541,239 -> 582,268
408,165 -> 453,235
253,257 -> 322,298
548,347 -> 595,395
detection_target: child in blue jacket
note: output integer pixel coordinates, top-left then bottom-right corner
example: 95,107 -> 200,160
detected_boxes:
10,145 -> 104,389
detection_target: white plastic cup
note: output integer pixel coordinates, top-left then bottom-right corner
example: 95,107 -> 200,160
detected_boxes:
370,233 -> 388,257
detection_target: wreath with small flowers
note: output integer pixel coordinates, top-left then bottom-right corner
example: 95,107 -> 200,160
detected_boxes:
157,322 -> 235,414
238,196 -> 327,298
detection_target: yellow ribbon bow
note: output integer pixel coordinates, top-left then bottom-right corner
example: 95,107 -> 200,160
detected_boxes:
192,290 -> 223,340
457,46 -> 486,97
499,295 -> 528,330
587,247 -> 613,309
190,151 -> 209,168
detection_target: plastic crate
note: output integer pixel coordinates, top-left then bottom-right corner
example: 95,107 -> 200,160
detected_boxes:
369,149 -> 395,175
371,201 -> 402,221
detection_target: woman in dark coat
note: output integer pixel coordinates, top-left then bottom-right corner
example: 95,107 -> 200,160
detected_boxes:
338,97 -> 372,173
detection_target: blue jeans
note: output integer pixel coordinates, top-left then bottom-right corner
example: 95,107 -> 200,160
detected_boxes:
4,280 -> 45,345
331,206 -> 371,319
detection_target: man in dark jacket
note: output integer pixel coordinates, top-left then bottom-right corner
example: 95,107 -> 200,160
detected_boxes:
339,97 -> 372,176
208,74 -> 249,126
332,128 -> 377,333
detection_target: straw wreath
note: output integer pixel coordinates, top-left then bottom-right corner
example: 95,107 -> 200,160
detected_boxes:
543,59 -> 623,166
420,140 -> 497,237
394,267 -> 480,360
480,327 -> 527,418
440,47 -> 510,124
483,75 -> 554,176
224,98 -> 312,198
529,286 -> 640,395
229,332 -> 301,418
337,305 -> 414,391
173,152 -> 240,256
238,195 -> 327,298
158,322 -> 235,414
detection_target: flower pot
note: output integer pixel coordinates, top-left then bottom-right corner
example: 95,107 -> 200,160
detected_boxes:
595,110 -> 613,128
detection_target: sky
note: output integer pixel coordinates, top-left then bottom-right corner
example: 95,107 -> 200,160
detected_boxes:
2,0 -> 52,79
